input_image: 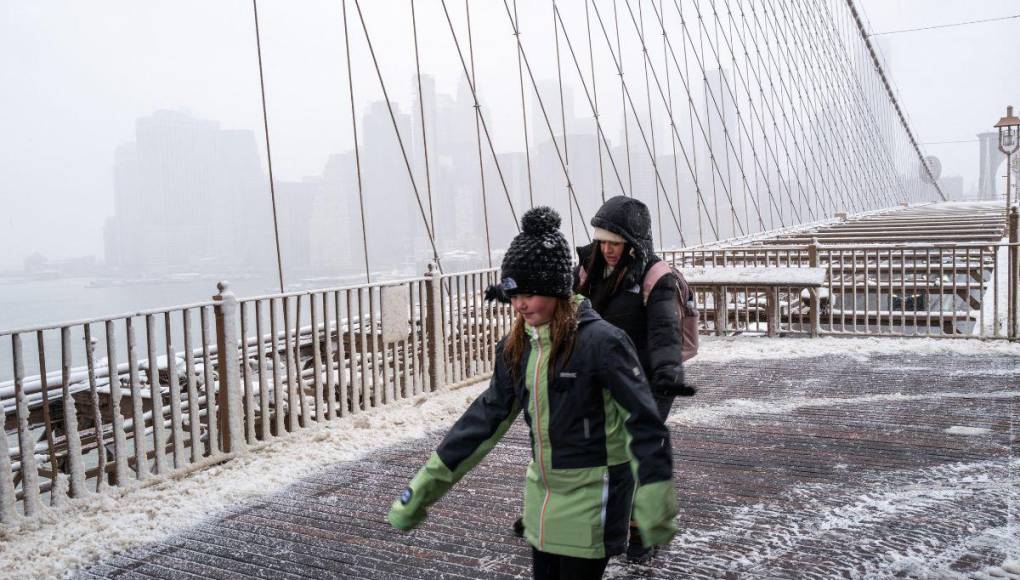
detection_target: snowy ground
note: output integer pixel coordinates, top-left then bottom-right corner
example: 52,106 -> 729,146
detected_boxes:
1,335 -> 1018,579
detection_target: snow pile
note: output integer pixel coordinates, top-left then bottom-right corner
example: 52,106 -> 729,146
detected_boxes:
944,426 -> 994,436
668,391 -> 1017,427
692,335 -> 1020,364
0,381 -> 488,580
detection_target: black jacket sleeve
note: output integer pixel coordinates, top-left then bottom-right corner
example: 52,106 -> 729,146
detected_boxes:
601,329 -> 673,485
645,273 -> 691,396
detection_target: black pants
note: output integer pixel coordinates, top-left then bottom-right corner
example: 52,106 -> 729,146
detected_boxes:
532,548 -> 609,580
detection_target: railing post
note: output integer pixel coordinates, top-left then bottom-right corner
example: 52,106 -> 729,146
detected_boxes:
809,239 -> 820,338
424,264 -> 447,390
213,281 -> 245,453
1009,205 -> 1019,340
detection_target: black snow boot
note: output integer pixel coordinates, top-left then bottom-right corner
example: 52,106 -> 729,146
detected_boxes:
512,516 -> 525,538
626,526 -> 656,564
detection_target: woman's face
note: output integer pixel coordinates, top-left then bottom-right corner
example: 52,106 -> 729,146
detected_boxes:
510,294 -> 558,326
600,240 -> 626,267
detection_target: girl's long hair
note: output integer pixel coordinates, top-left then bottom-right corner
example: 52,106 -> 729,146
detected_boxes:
503,297 -> 579,380
578,242 -> 633,311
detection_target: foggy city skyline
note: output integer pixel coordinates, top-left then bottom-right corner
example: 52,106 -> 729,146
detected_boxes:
1,0 -> 1018,330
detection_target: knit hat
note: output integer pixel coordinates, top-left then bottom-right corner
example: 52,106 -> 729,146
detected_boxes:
497,206 -> 573,299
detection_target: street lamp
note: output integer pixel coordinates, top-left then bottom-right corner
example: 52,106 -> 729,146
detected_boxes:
994,105 -> 1020,210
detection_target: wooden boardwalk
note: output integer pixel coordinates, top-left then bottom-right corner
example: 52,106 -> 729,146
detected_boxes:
79,349 -> 1018,579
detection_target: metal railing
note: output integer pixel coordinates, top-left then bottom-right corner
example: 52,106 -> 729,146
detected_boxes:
0,267 -> 520,523
3,225 -> 1018,522
663,239 -> 1020,340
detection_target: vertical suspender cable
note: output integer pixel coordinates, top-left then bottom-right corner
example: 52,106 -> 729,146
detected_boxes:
660,0 -> 685,246
552,0 -> 577,249
639,1 -> 665,246
351,0 -> 442,271
466,1 -> 494,267
340,0 -> 371,283
585,0 -> 607,203
513,0 -> 536,209
252,0 -> 286,293
612,0 -> 633,195
411,0 -> 438,255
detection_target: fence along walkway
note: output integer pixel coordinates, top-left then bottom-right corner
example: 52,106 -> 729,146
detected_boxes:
0,267 -> 509,523
662,202 -> 1020,339
2,203 -> 1020,524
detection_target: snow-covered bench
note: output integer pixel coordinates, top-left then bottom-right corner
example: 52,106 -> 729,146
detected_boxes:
678,266 -> 829,337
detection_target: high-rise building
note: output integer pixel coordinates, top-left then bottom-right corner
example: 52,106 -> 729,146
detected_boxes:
104,110 -> 272,274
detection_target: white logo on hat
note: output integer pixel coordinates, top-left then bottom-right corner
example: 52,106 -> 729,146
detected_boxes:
502,277 -> 517,290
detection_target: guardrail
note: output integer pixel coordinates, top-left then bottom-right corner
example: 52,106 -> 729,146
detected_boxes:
0,267 -> 518,523
663,239 -> 1019,340
2,221 -> 1017,522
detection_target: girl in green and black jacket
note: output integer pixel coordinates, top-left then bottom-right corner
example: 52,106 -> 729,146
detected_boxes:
388,207 -> 677,580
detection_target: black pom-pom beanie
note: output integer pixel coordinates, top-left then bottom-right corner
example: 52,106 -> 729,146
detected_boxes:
499,206 -> 573,298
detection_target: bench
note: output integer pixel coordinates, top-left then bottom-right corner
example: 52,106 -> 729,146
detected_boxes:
679,266 -> 829,337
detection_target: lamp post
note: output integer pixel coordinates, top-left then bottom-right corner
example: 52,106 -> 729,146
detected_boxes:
994,105 -> 1020,212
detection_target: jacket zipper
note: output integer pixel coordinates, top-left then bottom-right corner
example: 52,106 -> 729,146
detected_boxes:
532,332 -> 552,549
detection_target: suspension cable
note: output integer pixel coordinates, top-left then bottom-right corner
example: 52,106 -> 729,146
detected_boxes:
251,0 -> 286,293
340,0 -> 371,282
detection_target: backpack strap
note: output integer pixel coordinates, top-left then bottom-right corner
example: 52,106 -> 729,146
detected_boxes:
641,261 -> 673,306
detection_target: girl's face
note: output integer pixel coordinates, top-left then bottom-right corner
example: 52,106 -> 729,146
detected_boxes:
510,294 -> 558,327
600,240 -> 626,267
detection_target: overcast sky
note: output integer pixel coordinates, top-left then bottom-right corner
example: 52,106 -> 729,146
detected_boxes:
1,0 -> 1018,271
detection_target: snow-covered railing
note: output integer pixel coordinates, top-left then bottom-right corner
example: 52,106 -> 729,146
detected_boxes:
662,208 -> 1020,340
0,266 -> 520,524
0,296 -> 222,523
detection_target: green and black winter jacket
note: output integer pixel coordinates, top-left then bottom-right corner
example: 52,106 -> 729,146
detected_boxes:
388,299 -> 677,559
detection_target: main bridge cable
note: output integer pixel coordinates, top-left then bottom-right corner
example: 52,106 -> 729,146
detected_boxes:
251,0 -> 286,293
844,0 -> 946,201
340,0 -> 371,282
552,1 -> 690,242
494,0 -> 592,240
436,0 -> 524,233
351,0 -> 442,271
671,0 -> 802,226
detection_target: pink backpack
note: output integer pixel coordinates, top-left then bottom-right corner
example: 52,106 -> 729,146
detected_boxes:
579,261 -> 700,361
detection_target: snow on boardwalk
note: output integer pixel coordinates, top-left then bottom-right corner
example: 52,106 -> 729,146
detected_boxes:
3,337 -> 1016,579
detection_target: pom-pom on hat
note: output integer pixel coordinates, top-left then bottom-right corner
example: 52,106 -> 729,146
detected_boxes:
499,206 -> 573,298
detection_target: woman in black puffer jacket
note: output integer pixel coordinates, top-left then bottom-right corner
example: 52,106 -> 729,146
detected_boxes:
575,195 -> 694,563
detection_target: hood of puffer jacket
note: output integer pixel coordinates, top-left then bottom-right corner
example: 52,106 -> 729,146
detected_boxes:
583,195 -> 657,281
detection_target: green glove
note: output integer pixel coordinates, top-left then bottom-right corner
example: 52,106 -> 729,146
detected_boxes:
631,480 -> 678,547
387,452 -> 456,531
387,485 -> 427,531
